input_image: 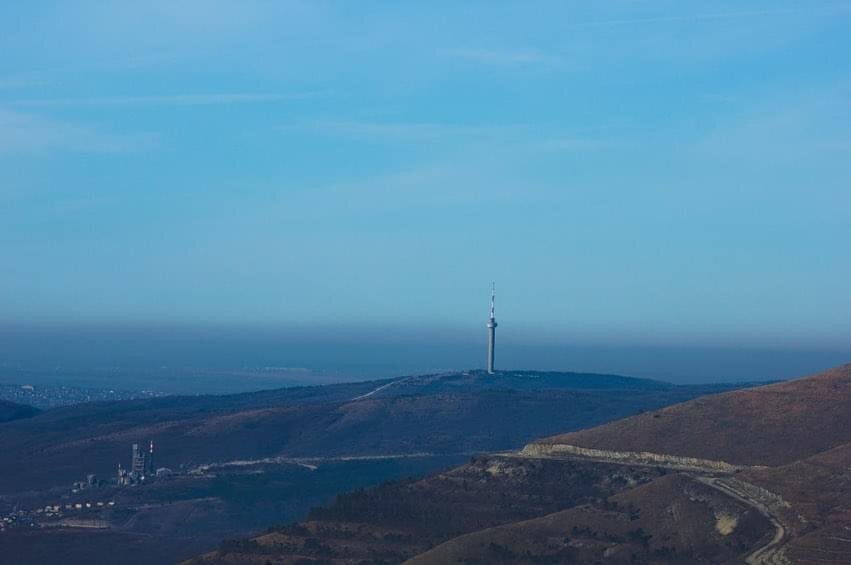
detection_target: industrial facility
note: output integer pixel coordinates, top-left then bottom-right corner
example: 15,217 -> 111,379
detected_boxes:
117,441 -> 155,486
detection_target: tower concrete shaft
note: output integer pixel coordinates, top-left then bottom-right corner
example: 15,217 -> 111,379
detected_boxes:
487,284 -> 497,374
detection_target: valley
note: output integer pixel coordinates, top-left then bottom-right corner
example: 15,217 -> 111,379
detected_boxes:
0,370 -> 743,563
193,364 -> 851,564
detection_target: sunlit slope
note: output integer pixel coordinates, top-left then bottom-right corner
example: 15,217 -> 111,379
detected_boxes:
537,364 -> 851,466
742,441 -> 851,564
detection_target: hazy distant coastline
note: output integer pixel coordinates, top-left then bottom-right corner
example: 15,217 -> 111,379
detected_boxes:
1,325 -> 848,394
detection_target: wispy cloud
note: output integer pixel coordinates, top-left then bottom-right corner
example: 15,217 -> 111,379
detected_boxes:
535,136 -> 608,152
691,87 -> 851,165
296,119 -> 520,141
0,74 -> 47,90
0,107 -> 156,153
447,48 -> 562,67
281,164 -> 519,218
289,119 -> 608,154
566,6 -> 845,29
9,92 -> 319,108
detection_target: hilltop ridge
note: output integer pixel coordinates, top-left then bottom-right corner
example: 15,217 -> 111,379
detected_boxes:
537,363 -> 851,466
0,369 -> 742,494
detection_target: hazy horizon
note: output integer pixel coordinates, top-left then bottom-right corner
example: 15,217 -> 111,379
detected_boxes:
2,323 -> 849,394
2,1 -> 851,353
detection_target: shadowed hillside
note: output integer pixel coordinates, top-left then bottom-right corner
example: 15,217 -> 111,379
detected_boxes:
0,399 -> 39,423
407,474 -> 769,565
190,456 -> 678,564
0,369 -> 748,564
0,370 -> 739,494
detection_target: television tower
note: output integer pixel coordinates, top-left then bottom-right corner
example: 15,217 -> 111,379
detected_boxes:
487,283 -> 497,374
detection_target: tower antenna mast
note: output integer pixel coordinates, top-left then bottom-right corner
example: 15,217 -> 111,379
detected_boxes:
487,283 -> 498,374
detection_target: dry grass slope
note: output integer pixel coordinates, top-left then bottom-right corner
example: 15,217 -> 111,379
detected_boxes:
541,364 -> 851,466
743,442 -> 851,564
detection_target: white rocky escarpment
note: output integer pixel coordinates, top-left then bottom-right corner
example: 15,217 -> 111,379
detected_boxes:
519,442 -> 751,473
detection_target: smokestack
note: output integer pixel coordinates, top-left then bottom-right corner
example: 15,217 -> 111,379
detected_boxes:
148,440 -> 155,475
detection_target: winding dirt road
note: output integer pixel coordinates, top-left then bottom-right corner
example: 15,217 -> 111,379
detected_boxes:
696,476 -> 789,564
514,444 -> 791,564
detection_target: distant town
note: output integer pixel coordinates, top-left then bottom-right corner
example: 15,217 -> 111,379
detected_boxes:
0,382 -> 166,409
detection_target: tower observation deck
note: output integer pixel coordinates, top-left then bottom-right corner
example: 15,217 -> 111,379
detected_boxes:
487,284 -> 497,374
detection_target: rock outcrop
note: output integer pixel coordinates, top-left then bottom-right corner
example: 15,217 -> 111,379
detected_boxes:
520,442 -> 750,473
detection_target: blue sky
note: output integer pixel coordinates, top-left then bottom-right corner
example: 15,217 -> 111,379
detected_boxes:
2,1 -> 850,350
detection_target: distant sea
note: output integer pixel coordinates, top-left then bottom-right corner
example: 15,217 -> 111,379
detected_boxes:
1,325 -> 848,395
